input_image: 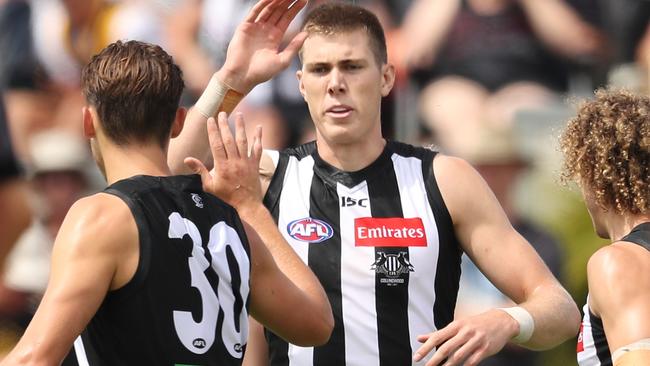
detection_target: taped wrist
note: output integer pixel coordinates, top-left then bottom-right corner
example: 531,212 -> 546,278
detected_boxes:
195,74 -> 244,118
498,306 -> 534,344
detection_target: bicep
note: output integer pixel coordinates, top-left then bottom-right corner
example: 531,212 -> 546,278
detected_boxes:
8,199 -> 122,363
435,156 -> 557,302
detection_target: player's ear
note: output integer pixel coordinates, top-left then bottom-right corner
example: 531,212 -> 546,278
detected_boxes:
380,63 -> 395,97
82,106 -> 96,138
171,107 -> 187,138
296,70 -> 306,100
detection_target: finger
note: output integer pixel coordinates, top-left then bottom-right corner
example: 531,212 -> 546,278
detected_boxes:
278,31 -> 308,67
207,117 -> 227,162
184,157 -> 211,187
426,332 -> 471,366
217,111 -> 239,159
417,334 -> 431,343
251,125 -> 263,163
255,0 -> 287,23
413,327 -> 456,362
413,334 -> 443,363
463,344 -> 489,366
276,0 -> 307,31
234,112 -> 248,158
441,336 -> 481,366
245,0 -> 275,23
267,0 -> 293,25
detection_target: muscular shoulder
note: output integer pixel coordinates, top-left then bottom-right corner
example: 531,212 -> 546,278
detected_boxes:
587,242 -> 650,316
432,154 -> 494,221
58,193 -> 137,257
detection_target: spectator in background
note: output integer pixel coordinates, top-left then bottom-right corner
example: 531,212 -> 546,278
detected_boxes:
0,129 -> 93,332
167,0 -> 305,149
455,127 -> 564,366
400,0 -> 607,157
0,95 -> 31,358
600,0 -> 650,92
1,0 -> 166,161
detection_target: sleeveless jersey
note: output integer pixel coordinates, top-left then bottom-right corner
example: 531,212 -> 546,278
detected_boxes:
63,175 -> 251,366
577,222 -> 650,366
263,141 -> 462,366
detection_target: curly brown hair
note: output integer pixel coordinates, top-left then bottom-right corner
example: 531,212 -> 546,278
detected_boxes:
560,88 -> 650,214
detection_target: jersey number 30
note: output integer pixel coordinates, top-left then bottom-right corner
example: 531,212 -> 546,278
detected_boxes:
168,212 -> 251,357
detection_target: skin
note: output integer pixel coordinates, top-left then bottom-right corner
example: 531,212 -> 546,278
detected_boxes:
170,2 -> 580,365
0,179 -> 31,275
582,189 -> 650,365
0,4 -> 334,362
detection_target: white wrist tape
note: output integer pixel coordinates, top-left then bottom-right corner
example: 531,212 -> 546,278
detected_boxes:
612,338 -> 650,363
195,74 -> 230,118
498,306 -> 534,344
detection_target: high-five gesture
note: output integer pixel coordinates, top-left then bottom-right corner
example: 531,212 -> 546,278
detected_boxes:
219,0 -> 308,93
185,112 -> 263,211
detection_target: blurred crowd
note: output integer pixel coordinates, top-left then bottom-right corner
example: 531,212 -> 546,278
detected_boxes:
0,0 -> 648,364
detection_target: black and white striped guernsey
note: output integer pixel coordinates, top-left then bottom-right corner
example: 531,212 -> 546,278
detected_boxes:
62,175 -> 251,366
577,222 -> 650,366
263,141 -> 463,366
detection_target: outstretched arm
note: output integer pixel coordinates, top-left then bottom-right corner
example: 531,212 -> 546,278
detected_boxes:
0,194 -> 136,365
186,113 -> 333,346
413,155 -> 580,366
168,0 -> 307,174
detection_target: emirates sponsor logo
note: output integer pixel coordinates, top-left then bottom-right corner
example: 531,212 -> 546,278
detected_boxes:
355,217 -> 427,247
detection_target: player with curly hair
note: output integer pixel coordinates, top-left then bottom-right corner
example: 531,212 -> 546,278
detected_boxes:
561,88 -> 650,366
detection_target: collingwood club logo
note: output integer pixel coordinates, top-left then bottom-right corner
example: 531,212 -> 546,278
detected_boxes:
371,252 -> 414,286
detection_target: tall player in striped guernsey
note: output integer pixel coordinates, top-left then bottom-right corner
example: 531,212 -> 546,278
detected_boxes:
0,36 -> 333,365
172,1 -> 581,365
560,89 -> 650,366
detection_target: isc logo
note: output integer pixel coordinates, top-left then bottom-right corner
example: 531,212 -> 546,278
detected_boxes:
287,218 -> 334,243
340,196 -> 368,207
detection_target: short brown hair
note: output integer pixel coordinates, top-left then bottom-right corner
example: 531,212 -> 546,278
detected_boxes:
301,3 -> 387,65
560,88 -> 650,214
82,40 -> 184,148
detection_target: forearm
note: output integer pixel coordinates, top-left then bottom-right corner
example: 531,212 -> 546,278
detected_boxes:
402,0 -> 460,67
518,0 -> 603,59
517,282 -> 581,349
168,70 -> 245,174
239,204 -> 329,315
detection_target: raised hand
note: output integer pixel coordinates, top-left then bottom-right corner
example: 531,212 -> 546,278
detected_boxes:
412,309 -> 518,366
218,0 -> 308,93
185,112 -> 263,211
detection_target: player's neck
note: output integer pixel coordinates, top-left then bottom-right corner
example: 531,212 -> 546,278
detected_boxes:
316,135 -> 386,172
605,213 -> 650,242
102,143 -> 172,185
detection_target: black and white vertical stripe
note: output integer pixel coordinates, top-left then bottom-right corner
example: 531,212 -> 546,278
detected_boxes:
264,142 -> 462,366
577,300 -> 612,366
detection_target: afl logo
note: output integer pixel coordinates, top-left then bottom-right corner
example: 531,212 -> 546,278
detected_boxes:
193,338 -> 206,349
287,218 -> 333,243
